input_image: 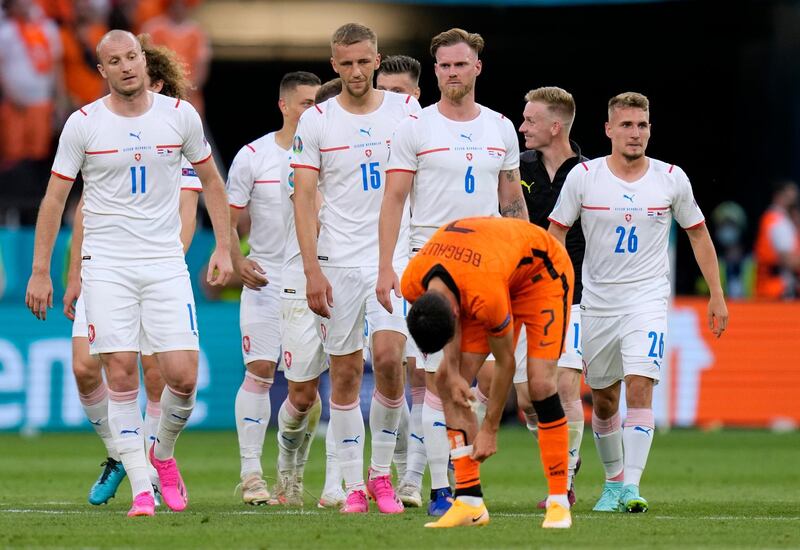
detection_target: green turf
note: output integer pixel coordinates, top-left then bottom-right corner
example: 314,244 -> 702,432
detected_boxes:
0,428 -> 798,549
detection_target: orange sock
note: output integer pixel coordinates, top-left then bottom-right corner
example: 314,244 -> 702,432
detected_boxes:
538,417 -> 569,495
447,428 -> 482,497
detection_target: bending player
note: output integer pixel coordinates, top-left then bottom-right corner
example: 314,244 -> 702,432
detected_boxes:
548,92 -> 728,513
292,23 -> 420,514
63,36 -> 203,507
227,71 -> 321,505
27,30 -> 232,517
402,216 -> 574,529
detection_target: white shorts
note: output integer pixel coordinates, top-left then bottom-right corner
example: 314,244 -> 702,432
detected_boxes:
281,298 -> 328,382
582,309 -> 667,389
319,265 -> 408,356
513,305 -> 583,384
73,293 -> 155,355
239,284 -> 281,364
81,260 -> 199,355
412,344 -> 444,373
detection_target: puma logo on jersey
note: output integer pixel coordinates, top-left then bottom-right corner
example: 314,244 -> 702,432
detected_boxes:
359,128 -> 372,137
460,133 -> 473,142
129,131 -> 142,141
520,179 -> 534,192
623,193 -> 635,203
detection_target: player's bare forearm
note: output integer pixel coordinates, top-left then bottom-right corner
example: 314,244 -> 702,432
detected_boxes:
293,171 -> 322,275
179,190 -> 199,253
498,168 -> 528,220
484,333 -> 516,432
32,175 -> 72,273
548,222 -> 568,246
228,206 -> 246,266
687,223 -> 724,297
378,173 -> 412,269
194,159 -> 231,252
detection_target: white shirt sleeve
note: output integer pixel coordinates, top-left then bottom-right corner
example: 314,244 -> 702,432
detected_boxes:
226,146 -> 254,208
291,109 -> 322,171
769,217 -> 798,254
671,166 -> 705,229
386,116 -> 420,173
500,117 -> 520,171
179,102 -> 212,164
548,163 -> 584,228
51,111 -> 85,180
405,95 -> 422,115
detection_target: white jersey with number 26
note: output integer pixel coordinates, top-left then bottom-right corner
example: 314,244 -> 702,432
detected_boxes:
386,104 -> 520,250
291,91 -> 421,267
548,156 -> 705,316
52,92 -> 211,266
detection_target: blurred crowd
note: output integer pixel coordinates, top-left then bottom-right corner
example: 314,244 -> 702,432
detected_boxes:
0,0 -> 209,221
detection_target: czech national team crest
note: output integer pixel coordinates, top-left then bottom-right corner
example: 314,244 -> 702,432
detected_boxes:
283,351 -> 292,369
242,335 -> 251,353
88,324 -> 96,344
365,149 -> 372,158
292,136 -> 303,154
134,153 -> 141,161
625,213 -> 632,222
466,153 -> 473,161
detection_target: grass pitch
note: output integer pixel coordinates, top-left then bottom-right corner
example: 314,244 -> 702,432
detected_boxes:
0,428 -> 797,549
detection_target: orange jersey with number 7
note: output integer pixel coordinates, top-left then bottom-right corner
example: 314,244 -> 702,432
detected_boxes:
401,217 -> 574,358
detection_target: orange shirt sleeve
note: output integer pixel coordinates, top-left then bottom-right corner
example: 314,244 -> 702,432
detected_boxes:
467,278 -> 513,337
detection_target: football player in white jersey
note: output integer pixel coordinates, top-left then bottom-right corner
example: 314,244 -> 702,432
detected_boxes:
292,23 -> 421,514
62,38 -> 203,507
376,54 -> 426,508
227,71 -> 321,506
548,92 -> 728,513
25,30 -> 233,518
376,28 -> 527,519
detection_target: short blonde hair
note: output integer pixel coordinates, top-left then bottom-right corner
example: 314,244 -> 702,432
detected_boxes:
608,92 -> 649,119
524,86 -> 576,128
430,28 -> 484,59
331,23 -> 377,51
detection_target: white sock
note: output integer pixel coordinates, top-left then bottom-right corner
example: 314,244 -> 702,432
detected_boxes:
323,420 -> 343,494
330,399 -> 365,492
108,388 -> 152,497
277,398 -> 309,474
564,400 -> 584,487
144,400 -> 161,451
235,372 -> 272,477
592,411 -> 624,481
297,397 -> 322,479
403,387 -> 426,488
623,408 -> 655,487
393,398 -> 410,480
154,385 -> 196,461
422,391 -> 450,490
369,390 -> 404,477
79,382 -> 119,461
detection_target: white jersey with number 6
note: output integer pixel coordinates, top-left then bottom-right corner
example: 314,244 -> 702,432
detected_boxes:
227,132 -> 287,282
386,104 -> 520,250
51,92 -> 211,266
291,91 -> 420,267
548,157 -> 705,316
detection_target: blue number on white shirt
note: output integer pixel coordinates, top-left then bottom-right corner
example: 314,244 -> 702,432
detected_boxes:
130,166 -> 147,194
464,166 -> 475,194
614,225 -> 638,253
647,331 -> 665,359
360,162 -> 381,191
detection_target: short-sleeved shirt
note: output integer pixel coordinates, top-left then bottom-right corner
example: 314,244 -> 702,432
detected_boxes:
227,132 -> 287,281
386,104 -> 520,250
520,141 -> 587,304
280,147 -> 307,298
51,92 -> 211,266
401,217 -> 569,338
548,156 -> 705,316
180,157 -> 202,191
291,91 -> 420,267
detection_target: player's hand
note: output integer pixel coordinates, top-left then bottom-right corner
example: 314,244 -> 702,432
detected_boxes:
207,248 -> 234,287
62,276 -> 81,321
306,268 -> 333,318
452,376 -> 473,410
237,258 -> 268,290
26,271 -> 53,321
471,426 -> 498,463
375,265 -> 401,313
708,293 -> 728,338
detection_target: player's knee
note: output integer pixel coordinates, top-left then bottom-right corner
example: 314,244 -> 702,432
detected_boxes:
246,360 -> 276,380
288,382 -> 317,412
71,357 -> 102,390
529,378 -> 557,402
592,390 -> 618,417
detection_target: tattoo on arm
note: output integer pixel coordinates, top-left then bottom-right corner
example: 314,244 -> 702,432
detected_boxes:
500,197 -> 527,219
503,168 -> 520,183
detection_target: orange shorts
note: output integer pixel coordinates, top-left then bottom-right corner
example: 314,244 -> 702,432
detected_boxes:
460,253 -> 574,361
